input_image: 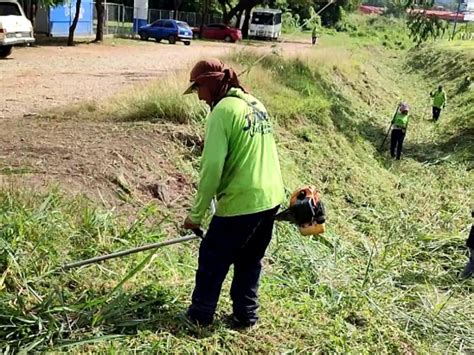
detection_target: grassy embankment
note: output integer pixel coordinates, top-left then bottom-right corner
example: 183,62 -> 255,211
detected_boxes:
1,15 -> 473,353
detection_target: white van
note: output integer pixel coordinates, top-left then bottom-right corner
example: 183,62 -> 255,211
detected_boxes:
249,8 -> 282,40
0,0 -> 35,58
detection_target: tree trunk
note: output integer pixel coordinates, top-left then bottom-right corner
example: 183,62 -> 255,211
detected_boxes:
218,0 -> 228,21
32,3 -> 37,28
29,1 -> 35,27
94,0 -> 105,42
235,10 -> 242,28
95,0 -> 104,42
200,0 -> 209,31
173,0 -> 182,19
224,4 -> 244,24
224,0 -> 257,26
68,0 -> 82,46
241,6 -> 252,39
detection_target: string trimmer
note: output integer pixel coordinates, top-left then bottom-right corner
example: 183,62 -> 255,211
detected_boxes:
63,186 -> 327,270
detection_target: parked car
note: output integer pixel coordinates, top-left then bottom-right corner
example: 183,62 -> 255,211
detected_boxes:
138,19 -> 192,45
192,23 -> 242,43
0,0 -> 35,58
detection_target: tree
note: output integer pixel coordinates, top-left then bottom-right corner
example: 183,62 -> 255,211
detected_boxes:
405,0 -> 447,45
217,0 -> 260,37
213,0 -> 360,35
384,0 -> 411,17
283,0 -> 316,21
407,11 -> 445,45
307,5 -> 322,30
278,0 -> 360,28
317,0 -> 361,27
220,0 -> 257,24
67,0 -> 82,46
95,0 -> 105,42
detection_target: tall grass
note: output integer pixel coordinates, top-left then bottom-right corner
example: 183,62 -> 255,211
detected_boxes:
105,73 -> 208,124
49,72 -> 208,124
1,30 -> 473,352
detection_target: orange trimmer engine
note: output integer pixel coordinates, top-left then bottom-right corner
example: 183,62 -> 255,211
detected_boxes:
275,186 -> 326,235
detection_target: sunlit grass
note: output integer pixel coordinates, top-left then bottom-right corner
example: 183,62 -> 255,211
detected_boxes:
1,20 -> 473,352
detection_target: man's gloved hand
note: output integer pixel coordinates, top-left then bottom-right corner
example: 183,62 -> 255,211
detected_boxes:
184,216 -> 200,231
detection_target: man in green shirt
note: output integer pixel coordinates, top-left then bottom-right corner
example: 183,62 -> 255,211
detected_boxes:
183,59 -> 285,327
312,26 -> 319,45
430,85 -> 447,121
390,103 -> 410,160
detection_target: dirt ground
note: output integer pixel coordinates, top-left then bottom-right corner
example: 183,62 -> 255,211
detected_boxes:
0,40 -> 238,118
0,38 -> 310,214
0,118 -> 201,220
1,39 -> 311,119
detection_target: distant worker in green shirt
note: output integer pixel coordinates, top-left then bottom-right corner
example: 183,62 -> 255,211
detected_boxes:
390,103 -> 410,160
182,59 -> 285,328
430,85 -> 447,121
312,25 -> 319,45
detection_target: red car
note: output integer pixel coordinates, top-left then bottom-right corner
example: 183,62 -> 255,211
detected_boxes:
192,23 -> 242,42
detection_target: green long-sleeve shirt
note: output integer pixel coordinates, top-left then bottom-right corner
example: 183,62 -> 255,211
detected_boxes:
189,88 -> 285,224
431,89 -> 447,109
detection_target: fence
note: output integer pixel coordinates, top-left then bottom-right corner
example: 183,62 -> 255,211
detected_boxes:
148,9 -> 174,23
175,11 -> 223,27
92,4 -> 223,36
92,3 -> 123,35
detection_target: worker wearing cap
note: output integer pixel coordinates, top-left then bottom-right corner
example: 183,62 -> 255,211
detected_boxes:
182,59 -> 285,327
430,85 -> 447,121
390,103 -> 410,160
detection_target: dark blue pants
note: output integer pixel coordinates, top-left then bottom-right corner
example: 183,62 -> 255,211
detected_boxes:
432,106 -> 442,121
187,206 -> 279,325
390,128 -> 406,160
467,224 -> 474,249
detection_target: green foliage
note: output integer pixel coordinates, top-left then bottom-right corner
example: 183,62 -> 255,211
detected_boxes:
281,0 -> 361,28
334,7 -> 357,32
330,14 -> 410,49
282,11 -> 301,32
406,12 -> 446,46
383,0 -> 450,45
282,6 -> 321,33
343,0 -> 362,12
384,0 -> 411,17
306,6 -> 322,30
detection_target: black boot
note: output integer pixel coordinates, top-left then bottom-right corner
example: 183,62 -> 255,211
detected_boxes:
225,314 -> 257,329
460,248 -> 474,279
